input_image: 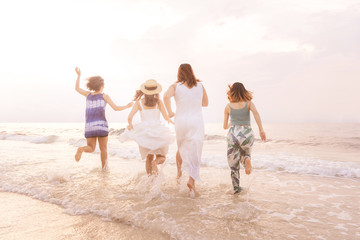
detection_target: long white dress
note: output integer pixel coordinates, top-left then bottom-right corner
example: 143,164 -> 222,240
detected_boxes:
175,82 -> 204,181
120,101 -> 174,159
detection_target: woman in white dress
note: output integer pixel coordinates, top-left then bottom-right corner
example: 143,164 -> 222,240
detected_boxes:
163,64 -> 208,194
121,79 -> 174,175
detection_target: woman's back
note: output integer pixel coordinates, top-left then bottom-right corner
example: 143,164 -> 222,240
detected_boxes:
228,101 -> 251,126
174,82 -> 204,182
86,94 -> 107,119
175,83 -> 203,120
85,93 -> 108,138
139,100 -> 160,123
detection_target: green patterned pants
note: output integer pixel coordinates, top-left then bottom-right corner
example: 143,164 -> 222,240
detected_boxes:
227,125 -> 254,193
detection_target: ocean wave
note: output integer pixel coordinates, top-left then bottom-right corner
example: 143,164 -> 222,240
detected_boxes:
204,134 -> 226,141
0,132 -> 59,144
65,138 -> 360,179
110,129 -> 226,142
195,151 -> 360,178
68,138 -> 87,148
226,153 -> 360,179
263,137 -> 360,151
92,144 -> 360,179
205,135 -> 360,150
109,128 -> 126,136
64,136 -> 360,179
252,155 -> 360,178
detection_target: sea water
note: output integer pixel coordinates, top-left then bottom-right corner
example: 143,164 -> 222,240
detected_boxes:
0,122 -> 359,239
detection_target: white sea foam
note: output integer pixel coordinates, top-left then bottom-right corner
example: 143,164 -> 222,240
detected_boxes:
0,132 -> 59,144
335,224 -> 348,231
251,154 -> 360,178
337,211 -> 353,221
67,138 -> 360,179
47,170 -> 70,183
68,138 -> 87,147
134,171 -> 166,202
0,160 -> 263,240
2,123 -> 360,179
99,146 -> 360,178
306,218 -> 322,223
269,212 -> 296,221
1,123 -> 359,240
327,211 -> 353,221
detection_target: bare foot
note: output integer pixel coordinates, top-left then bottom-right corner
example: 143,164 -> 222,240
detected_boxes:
234,187 -> 243,195
176,151 -> 182,180
75,147 -> 83,162
245,157 -> 252,175
151,160 -> 158,175
176,171 -> 181,184
102,160 -> 109,171
176,168 -> 182,180
187,179 -> 199,196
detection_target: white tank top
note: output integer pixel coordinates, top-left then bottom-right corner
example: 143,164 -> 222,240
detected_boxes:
175,82 -> 203,120
139,100 -> 161,123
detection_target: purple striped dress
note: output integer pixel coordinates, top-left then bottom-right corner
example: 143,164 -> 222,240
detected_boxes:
84,94 -> 109,138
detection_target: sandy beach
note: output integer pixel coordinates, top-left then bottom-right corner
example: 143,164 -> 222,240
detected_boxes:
1,123 -> 360,239
1,169 -> 359,239
0,192 -> 168,240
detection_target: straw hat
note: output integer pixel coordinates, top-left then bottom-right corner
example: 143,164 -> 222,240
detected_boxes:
140,79 -> 162,95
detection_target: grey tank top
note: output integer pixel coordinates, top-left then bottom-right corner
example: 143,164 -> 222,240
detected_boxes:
228,102 -> 251,126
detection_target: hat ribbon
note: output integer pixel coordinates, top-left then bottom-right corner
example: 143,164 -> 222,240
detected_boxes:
145,86 -> 157,90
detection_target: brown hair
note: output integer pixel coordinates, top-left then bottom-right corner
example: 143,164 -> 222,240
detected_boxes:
227,82 -> 253,102
86,76 -> 104,91
133,90 -> 159,107
176,63 -> 200,88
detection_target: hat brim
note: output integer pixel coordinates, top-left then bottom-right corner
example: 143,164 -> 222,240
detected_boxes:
140,83 -> 162,95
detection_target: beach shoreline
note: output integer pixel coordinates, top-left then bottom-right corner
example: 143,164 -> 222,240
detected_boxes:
1,123 -> 360,239
0,192 -> 167,240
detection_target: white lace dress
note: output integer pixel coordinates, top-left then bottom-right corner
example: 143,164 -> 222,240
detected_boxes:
174,82 -> 204,181
120,101 -> 174,159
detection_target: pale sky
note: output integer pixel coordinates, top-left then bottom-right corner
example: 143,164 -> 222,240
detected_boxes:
0,0 -> 359,123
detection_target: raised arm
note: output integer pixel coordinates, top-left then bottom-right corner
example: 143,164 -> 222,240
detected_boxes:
223,105 -> 231,129
158,99 -> 174,124
163,83 -> 176,118
103,94 -> 133,111
127,101 -> 140,130
249,101 -> 266,141
202,84 -> 209,107
74,67 -> 90,97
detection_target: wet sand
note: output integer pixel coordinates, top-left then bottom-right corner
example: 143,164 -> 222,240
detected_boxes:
0,192 -> 167,240
1,166 -> 360,240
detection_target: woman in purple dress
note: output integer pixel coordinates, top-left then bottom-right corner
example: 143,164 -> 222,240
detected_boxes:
74,67 -> 133,168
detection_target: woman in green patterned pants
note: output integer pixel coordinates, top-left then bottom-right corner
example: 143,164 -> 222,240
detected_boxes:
223,82 -> 266,194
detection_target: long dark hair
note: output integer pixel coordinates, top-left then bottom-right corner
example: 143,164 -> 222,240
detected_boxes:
227,82 -> 253,102
176,63 -> 200,88
133,90 -> 159,107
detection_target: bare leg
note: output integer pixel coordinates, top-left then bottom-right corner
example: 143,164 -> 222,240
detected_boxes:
176,150 -> 182,179
245,157 -> 252,175
187,177 -> 199,196
98,136 -> 108,169
75,137 -> 96,162
151,157 -> 158,175
146,154 -> 154,175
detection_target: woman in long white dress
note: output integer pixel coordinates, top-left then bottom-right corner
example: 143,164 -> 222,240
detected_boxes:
163,64 -> 208,194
